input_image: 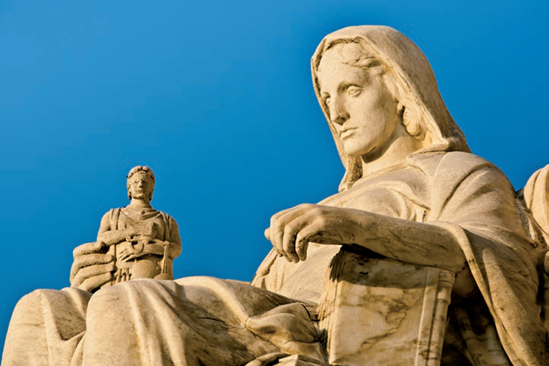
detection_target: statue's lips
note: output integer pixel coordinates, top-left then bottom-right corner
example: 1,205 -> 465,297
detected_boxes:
340,128 -> 357,139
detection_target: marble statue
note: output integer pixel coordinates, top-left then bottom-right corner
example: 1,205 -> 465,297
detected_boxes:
70,166 -> 182,292
2,26 -> 548,366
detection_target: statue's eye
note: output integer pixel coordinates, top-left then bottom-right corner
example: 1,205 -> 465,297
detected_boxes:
348,86 -> 362,97
324,97 -> 331,105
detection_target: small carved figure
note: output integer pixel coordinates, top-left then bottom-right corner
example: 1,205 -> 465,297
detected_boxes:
71,166 -> 182,291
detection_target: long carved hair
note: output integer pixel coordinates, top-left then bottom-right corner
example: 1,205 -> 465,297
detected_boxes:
311,26 -> 470,191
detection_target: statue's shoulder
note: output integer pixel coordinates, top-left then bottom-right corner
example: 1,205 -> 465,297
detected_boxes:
98,207 -> 121,220
410,151 -> 508,181
107,207 -> 123,218
438,151 -> 494,168
157,210 -> 178,227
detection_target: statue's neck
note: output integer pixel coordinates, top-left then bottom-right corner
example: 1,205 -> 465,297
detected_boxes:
360,129 -> 423,177
127,199 -> 152,209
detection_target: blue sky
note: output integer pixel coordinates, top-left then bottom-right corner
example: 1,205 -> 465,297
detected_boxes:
0,0 -> 547,353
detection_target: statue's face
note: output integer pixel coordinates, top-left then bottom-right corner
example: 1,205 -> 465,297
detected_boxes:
317,45 -> 400,158
128,172 -> 154,201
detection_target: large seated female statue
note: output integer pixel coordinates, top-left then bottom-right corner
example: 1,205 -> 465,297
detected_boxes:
2,26 -> 547,366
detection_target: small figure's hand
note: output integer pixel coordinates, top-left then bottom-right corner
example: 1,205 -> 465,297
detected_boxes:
266,204 -> 370,263
119,241 -> 166,262
118,246 -> 143,262
70,241 -> 115,292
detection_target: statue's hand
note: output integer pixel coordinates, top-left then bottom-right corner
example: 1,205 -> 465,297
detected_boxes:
245,353 -> 330,366
119,241 -> 166,262
266,204 -> 368,263
70,241 -> 115,292
118,246 -> 141,262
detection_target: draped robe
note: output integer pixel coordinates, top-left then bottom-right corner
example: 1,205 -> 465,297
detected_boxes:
2,152 -> 547,366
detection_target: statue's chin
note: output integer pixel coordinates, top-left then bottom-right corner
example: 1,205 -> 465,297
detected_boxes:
343,141 -> 374,159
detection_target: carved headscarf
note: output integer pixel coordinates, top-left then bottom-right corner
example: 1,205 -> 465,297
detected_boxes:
311,26 -> 470,191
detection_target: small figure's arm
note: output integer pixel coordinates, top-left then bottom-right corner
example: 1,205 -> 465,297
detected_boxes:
96,211 -> 154,246
166,218 -> 182,260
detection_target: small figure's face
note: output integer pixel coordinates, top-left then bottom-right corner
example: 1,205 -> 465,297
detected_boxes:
317,44 -> 400,158
128,173 -> 154,202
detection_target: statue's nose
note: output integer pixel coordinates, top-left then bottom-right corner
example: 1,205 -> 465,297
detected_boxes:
330,98 -> 348,125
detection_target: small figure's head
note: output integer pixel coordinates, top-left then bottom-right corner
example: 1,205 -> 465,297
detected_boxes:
126,166 -> 155,202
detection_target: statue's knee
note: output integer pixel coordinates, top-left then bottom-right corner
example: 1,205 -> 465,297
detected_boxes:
15,289 -> 52,313
88,282 -> 139,316
18,289 -> 43,304
9,289 -> 65,326
88,285 -> 119,312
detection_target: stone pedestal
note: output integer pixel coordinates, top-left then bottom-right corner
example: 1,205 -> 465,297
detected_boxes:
319,249 -> 454,366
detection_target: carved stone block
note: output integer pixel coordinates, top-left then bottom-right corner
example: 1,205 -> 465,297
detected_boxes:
319,250 -> 454,366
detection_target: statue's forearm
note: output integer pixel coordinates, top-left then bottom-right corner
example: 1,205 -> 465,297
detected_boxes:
98,227 -> 136,246
268,204 -> 466,272
351,213 -> 466,272
143,240 -> 181,259
142,243 -> 166,256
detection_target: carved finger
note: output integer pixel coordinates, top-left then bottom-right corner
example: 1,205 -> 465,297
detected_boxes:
282,215 -> 311,262
78,272 -> 113,293
296,239 -> 309,262
70,253 -> 114,280
270,205 -> 297,224
270,207 -> 295,255
73,241 -> 105,258
244,352 -> 289,366
119,253 -> 135,262
271,204 -> 315,258
277,355 -> 328,366
295,219 -> 327,261
277,359 -> 324,366
71,262 -> 116,288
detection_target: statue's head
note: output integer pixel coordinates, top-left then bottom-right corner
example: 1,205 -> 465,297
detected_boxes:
311,26 -> 470,191
126,166 -> 155,202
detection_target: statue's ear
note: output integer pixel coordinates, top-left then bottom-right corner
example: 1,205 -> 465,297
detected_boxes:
399,96 -> 425,140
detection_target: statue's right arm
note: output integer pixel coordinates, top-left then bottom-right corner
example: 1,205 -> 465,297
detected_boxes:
96,211 -> 138,246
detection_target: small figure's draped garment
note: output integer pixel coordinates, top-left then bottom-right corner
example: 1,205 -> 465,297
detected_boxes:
100,208 -> 180,284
